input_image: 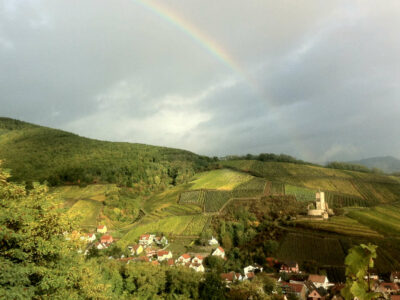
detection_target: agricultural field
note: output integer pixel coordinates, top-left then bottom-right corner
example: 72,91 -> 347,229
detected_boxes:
50,184 -> 118,204
203,190 -> 232,212
189,169 -> 253,190
179,190 -> 204,206
295,216 -> 382,238
346,204 -> 400,236
325,191 -> 370,208
271,182 -> 285,195
118,215 -> 208,246
221,160 -> 400,204
277,232 -> 345,266
285,184 -> 315,202
67,199 -> 103,228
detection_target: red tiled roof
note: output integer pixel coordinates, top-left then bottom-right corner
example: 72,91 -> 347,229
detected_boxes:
281,282 -> 304,293
195,255 -> 204,260
217,246 -> 225,252
157,250 -> 170,256
132,245 -> 141,250
181,253 -> 191,259
140,234 -> 150,240
101,235 -> 113,242
97,225 -> 105,229
167,258 -> 174,266
221,272 -> 235,281
246,272 -> 255,279
308,274 -> 327,283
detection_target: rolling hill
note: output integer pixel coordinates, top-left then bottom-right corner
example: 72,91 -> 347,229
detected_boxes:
348,156 -> 400,174
0,117 -> 211,190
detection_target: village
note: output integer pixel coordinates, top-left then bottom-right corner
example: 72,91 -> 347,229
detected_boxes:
66,221 -> 400,300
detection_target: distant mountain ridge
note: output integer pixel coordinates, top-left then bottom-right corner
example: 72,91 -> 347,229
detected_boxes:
348,156 -> 400,174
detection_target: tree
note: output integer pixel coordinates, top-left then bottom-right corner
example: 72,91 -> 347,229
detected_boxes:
341,243 -> 381,300
199,272 -> 226,300
0,164 -> 108,299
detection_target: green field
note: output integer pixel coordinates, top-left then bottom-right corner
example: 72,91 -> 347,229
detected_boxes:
295,216 -> 382,238
189,169 -> 253,190
277,232 -> 345,266
347,204 -> 400,236
285,184 -> 316,202
119,215 -> 209,246
222,160 -> 400,205
67,199 -> 103,228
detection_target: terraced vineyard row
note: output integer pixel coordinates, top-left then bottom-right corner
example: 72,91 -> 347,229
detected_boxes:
179,190 -> 205,206
285,184 -> 315,202
325,191 -> 370,208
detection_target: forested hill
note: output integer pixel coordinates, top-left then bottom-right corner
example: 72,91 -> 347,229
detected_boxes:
0,118 -> 211,189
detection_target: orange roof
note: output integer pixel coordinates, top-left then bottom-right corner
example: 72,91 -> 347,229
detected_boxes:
181,253 -> 191,259
308,274 -> 327,283
380,282 -> 399,290
217,246 -> 224,252
140,234 -> 150,240
97,225 -> 105,229
151,260 -> 160,266
157,250 -> 170,256
101,235 -> 113,242
221,272 -> 235,281
246,272 -> 255,279
167,258 -> 174,266
195,255 -> 204,260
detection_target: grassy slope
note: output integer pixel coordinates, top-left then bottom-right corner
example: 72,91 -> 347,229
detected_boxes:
189,169 -> 253,190
0,117 -> 209,186
222,160 -> 400,204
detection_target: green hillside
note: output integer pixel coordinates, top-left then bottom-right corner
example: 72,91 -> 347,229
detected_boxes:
0,118 -> 211,191
221,159 -> 400,205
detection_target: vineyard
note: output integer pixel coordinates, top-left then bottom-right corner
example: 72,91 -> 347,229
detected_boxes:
67,199 -> 103,228
325,191 -> 370,208
179,190 -> 205,206
277,232 -> 345,266
346,204 -> 400,236
189,169 -> 253,190
271,182 -> 285,195
203,190 -> 232,212
295,216 -> 382,238
221,160 -> 400,204
285,184 -> 315,202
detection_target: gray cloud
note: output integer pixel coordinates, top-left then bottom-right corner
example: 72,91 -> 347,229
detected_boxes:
1,0 -> 399,162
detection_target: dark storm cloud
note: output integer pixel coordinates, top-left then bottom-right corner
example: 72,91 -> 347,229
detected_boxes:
1,0 -> 399,162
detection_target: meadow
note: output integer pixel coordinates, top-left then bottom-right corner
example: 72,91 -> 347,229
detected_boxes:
189,169 -> 253,190
67,199 -> 103,228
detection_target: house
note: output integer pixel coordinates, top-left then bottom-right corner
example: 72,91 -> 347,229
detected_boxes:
95,242 -> 108,250
376,282 -> 400,295
308,275 -> 330,289
244,264 -> 263,275
167,258 -> 175,267
212,247 -> 225,259
208,236 -> 219,246
245,272 -> 255,280
100,235 -> 113,244
189,263 -> 205,272
154,236 -> 168,246
280,261 -> 300,273
145,247 -> 157,257
281,282 -> 307,300
80,233 -> 96,243
192,255 -> 204,265
97,225 -> 107,233
391,272 -> 400,283
308,289 -> 326,300
221,272 -> 240,284
129,244 -> 143,255
157,250 -> 172,262
139,234 -> 155,246
137,256 -> 150,263
176,253 -> 191,265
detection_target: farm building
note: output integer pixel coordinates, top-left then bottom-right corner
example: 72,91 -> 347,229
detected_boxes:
176,253 -> 191,265
208,236 -> 219,245
139,234 -> 155,246
129,244 -> 143,255
308,274 -> 330,289
192,255 -> 204,265
280,261 -> 300,273
280,282 -> 306,300
189,263 -> 205,272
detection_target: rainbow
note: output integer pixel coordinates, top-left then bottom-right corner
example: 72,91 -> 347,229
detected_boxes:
131,0 -> 312,159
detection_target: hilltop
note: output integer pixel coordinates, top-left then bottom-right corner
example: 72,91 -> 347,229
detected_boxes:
0,117 -> 211,191
348,156 -> 400,174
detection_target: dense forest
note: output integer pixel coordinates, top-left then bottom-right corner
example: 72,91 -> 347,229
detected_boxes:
0,118 -> 212,193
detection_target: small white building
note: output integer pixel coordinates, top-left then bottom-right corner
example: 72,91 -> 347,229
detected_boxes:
189,263 -> 205,272
208,236 -> 219,246
308,274 -> 331,289
212,247 -> 225,259
139,234 -> 155,246
244,265 -> 263,275
157,250 -> 172,262
176,253 -> 191,265
192,255 -> 204,265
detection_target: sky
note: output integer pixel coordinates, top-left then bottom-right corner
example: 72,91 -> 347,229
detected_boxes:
1,0 -> 399,162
